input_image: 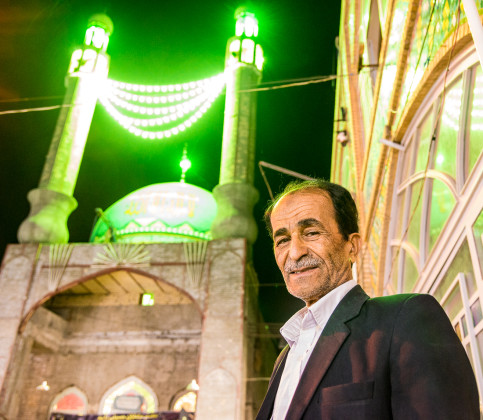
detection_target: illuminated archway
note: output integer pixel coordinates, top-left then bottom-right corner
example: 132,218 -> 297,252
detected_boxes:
12,263 -> 202,419
99,376 -> 158,415
169,379 -> 199,412
49,386 -> 87,417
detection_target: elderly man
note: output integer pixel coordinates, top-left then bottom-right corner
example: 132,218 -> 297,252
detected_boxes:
256,179 -> 479,420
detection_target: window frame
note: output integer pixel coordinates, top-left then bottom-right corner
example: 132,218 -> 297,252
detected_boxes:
385,46 -> 482,293
99,375 -> 158,415
48,386 -> 88,418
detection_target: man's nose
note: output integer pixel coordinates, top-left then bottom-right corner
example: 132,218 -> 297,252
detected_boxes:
288,235 -> 308,260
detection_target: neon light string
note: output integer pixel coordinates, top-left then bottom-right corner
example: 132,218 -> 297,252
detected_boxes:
109,86 -> 204,103
98,86 -> 223,139
108,73 -> 225,93
98,73 -> 226,138
100,86 -> 222,126
104,88 -> 213,115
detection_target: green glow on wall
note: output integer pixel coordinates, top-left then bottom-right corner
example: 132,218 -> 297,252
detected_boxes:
241,38 -> 255,64
255,44 -> 264,71
230,39 -> 241,54
68,48 -> 109,75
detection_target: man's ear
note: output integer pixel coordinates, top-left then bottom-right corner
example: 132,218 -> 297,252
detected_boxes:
348,233 -> 362,259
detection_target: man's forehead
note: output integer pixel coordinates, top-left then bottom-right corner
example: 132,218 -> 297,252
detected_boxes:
274,189 -> 331,209
271,190 -> 335,224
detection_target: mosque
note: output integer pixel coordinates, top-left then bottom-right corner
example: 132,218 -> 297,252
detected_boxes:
0,10 -> 276,420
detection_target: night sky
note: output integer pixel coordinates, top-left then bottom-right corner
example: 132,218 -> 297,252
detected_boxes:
0,0 -> 340,324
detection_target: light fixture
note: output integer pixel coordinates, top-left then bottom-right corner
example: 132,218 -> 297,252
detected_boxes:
36,381 -> 50,391
337,130 -> 349,145
226,8 -> 264,71
140,293 -> 154,306
187,379 -> 199,391
180,144 -> 192,183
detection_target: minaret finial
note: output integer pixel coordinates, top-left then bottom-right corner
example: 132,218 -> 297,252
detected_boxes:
180,143 -> 192,183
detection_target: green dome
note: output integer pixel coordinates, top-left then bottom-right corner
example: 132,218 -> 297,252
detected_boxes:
90,182 -> 216,243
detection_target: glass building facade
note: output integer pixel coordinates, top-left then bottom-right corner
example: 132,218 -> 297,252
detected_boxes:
332,0 -> 483,400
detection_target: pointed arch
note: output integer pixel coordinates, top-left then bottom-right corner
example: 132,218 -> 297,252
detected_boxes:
48,386 -> 87,417
20,266 -> 203,333
169,380 -> 199,412
99,375 -> 158,415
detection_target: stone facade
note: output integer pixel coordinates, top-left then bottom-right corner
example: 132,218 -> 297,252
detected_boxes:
0,239 -> 273,419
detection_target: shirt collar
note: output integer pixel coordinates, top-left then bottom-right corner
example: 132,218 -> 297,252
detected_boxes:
280,280 -> 357,347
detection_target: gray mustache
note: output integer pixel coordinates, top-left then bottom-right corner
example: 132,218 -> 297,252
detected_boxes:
284,256 -> 321,273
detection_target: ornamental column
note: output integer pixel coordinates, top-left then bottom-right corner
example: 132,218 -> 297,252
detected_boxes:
210,8 -> 263,246
18,14 -> 112,243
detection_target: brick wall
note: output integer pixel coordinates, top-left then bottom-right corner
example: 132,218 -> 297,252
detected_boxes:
16,303 -> 201,419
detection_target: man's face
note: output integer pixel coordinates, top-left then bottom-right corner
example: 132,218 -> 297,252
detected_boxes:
270,190 -> 357,306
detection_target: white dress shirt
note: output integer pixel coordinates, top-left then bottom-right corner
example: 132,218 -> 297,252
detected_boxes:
271,280 -> 357,420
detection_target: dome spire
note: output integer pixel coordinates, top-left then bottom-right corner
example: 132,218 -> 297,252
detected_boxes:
179,143 -> 192,183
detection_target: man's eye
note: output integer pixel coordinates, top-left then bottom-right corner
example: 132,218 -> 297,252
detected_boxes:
275,237 -> 289,246
305,231 -> 319,237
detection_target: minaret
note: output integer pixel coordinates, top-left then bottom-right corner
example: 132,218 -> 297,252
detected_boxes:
210,8 -> 263,246
18,14 -> 113,243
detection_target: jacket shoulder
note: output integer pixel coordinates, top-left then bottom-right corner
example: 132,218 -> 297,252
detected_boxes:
356,293 -> 440,326
369,292 -> 442,310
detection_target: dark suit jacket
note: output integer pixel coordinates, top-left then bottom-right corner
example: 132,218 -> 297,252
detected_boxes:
256,285 -> 479,419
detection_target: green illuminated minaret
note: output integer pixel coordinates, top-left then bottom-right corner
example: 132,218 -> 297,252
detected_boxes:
211,8 -> 263,246
18,14 -> 113,244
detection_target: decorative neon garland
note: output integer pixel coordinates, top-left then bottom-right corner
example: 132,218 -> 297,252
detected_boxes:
98,73 -> 226,138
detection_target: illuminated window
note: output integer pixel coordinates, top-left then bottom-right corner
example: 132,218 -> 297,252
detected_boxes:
99,376 -> 158,414
406,180 -> 424,252
436,76 -> 463,179
172,391 -> 197,412
473,209 -> 483,268
401,247 -> 419,293
428,178 -> 455,252
84,14 -> 113,52
241,39 -> 255,64
340,147 -> 352,190
255,45 -> 264,71
169,380 -> 198,412
389,58 -> 483,291
442,282 -> 464,321
431,240 -> 478,365
85,26 -> 109,50
468,65 -> 483,176
434,240 -> 476,303
414,110 -> 434,174
366,0 -> 382,90
234,9 -> 258,38
227,8 -> 263,70
49,386 -> 87,416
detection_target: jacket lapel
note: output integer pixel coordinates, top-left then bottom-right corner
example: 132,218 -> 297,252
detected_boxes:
255,345 -> 290,419
285,285 -> 369,420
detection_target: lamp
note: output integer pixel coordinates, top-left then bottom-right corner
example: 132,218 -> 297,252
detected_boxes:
226,8 -> 264,71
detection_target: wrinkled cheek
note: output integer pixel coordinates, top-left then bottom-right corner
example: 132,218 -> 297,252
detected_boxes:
286,275 -> 314,292
285,277 -> 303,294
326,254 -> 346,276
